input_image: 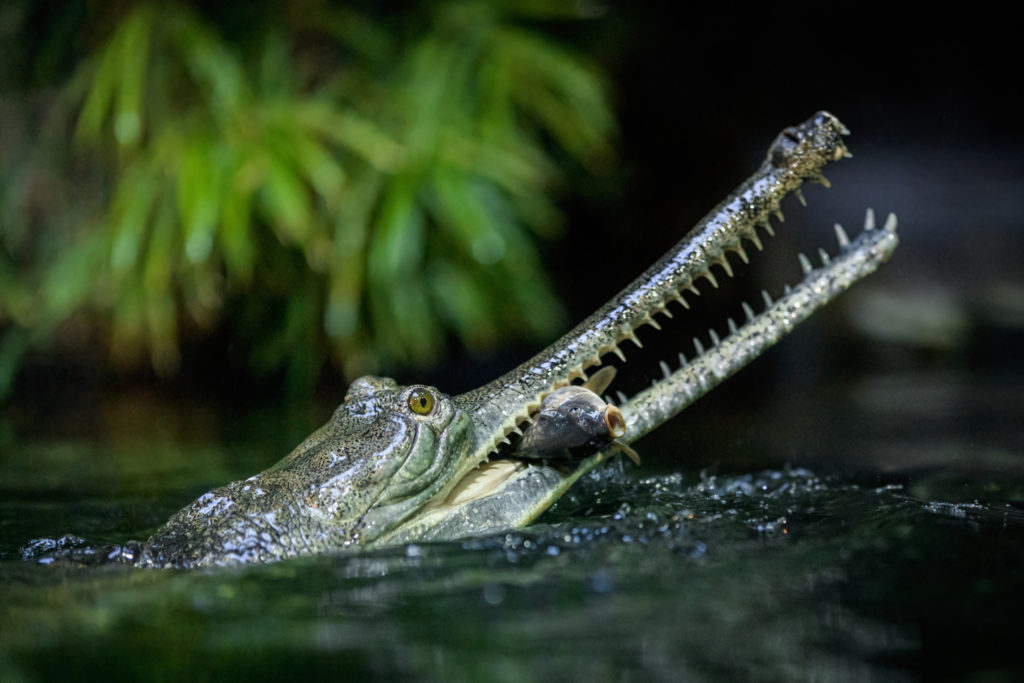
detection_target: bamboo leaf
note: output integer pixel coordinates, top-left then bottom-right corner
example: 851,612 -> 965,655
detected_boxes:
109,164 -> 158,271
178,138 -> 222,264
220,163 -> 255,281
367,176 -> 423,281
112,6 -> 152,147
300,105 -> 406,171
143,193 -> 180,373
325,172 -> 381,341
259,151 -> 311,243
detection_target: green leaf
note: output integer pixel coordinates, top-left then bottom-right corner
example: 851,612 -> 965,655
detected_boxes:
219,165 -> 255,280
259,150 -> 311,243
428,262 -> 494,348
367,176 -> 423,281
290,131 -> 346,210
109,164 -> 158,271
112,6 -> 152,147
177,138 -> 223,264
325,172 -> 381,341
168,6 -> 246,118
300,105 -> 405,172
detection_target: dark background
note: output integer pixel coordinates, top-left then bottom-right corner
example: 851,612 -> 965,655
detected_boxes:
535,3 -> 1022,478
439,1 -> 1024,386
555,1 -> 1021,360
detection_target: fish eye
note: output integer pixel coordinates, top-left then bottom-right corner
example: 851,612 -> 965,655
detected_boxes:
407,388 -> 435,415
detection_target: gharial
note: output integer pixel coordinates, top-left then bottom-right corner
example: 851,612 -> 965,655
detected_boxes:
47,111 -> 901,568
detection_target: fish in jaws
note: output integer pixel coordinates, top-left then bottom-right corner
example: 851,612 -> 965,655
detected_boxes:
104,111 -> 898,568
514,366 -> 640,465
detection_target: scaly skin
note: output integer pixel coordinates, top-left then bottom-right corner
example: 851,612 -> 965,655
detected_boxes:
132,111 -> 898,568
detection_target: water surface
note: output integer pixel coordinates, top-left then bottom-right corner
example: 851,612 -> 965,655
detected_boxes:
2,373 -> 1022,681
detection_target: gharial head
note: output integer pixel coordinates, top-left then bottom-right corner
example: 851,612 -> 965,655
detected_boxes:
142,375 -> 484,566
141,111 -> 898,567
277,376 -> 476,545
224,369 -> 591,555
253,372 -> 577,550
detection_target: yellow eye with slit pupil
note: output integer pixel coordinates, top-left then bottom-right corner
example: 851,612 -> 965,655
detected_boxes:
408,389 -> 435,415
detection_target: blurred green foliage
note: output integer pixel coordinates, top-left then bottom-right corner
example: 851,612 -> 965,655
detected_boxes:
0,0 -> 614,395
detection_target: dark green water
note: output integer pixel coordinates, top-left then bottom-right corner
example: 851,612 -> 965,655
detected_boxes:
2,372 -> 1023,681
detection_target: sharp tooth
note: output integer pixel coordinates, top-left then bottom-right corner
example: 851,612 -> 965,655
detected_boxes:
734,244 -> 749,264
864,207 -> 876,231
693,337 -> 705,356
673,292 -> 690,309
798,252 -> 813,275
646,316 -> 662,331
795,189 -> 807,207
704,270 -> 719,288
660,360 -> 672,379
883,212 -> 898,233
709,329 -> 721,346
838,122 -> 851,135
627,331 -> 643,348
615,390 -> 628,404
613,442 -> 642,466
817,175 -> 832,188
510,426 -> 523,436
784,283 -> 793,295
762,289 -> 773,309
818,248 -> 831,266
501,436 -> 512,446
728,317 -> 738,335
611,345 -> 627,362
759,219 -> 775,237
716,256 -> 734,278
678,352 -> 687,367
569,367 -> 587,382
687,283 -> 701,296
604,395 -> 612,404
742,301 -> 755,322
656,304 -> 673,319
748,232 -> 764,251
774,210 -> 785,223
834,222 -> 851,248
842,149 -> 853,159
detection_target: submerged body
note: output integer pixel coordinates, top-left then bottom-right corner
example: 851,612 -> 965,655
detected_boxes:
74,112 -> 898,568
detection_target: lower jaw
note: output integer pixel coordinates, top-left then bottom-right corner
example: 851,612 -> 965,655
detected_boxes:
377,459 -> 569,546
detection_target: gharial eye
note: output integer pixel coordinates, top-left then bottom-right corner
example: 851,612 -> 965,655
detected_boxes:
407,388 -> 435,415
